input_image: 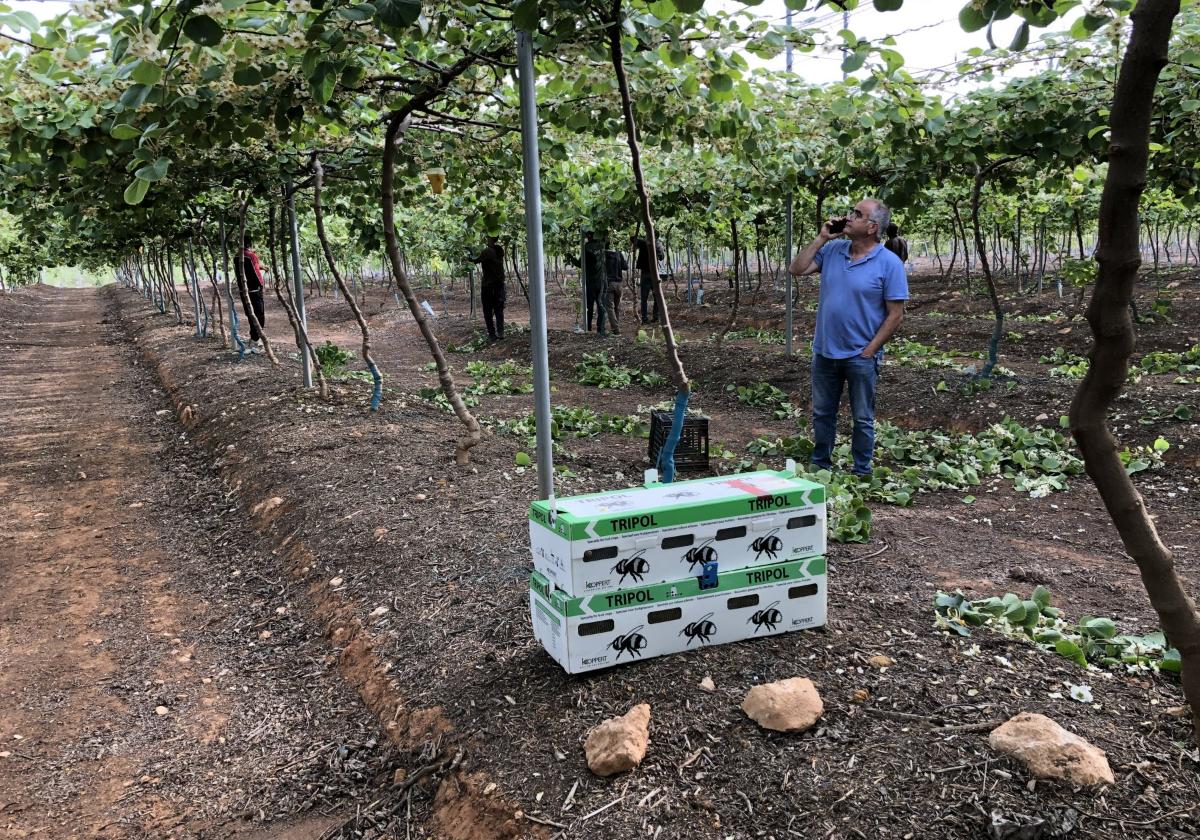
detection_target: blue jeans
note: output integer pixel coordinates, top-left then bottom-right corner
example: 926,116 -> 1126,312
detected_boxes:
811,353 -> 878,476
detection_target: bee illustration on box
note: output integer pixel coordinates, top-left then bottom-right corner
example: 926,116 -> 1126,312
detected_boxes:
751,529 -> 783,561
748,601 -> 782,633
681,539 -> 716,571
610,626 -> 648,660
679,613 -> 716,646
611,550 -> 650,585
664,490 -> 698,500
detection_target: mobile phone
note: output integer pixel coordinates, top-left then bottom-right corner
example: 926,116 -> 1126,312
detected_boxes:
828,219 -> 846,234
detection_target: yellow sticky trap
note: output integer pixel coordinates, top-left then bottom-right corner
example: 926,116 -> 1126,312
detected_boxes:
424,167 -> 446,194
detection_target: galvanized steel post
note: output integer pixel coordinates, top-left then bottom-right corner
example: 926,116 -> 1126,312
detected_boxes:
784,8 -> 795,358
518,29 -> 554,501
286,179 -> 313,389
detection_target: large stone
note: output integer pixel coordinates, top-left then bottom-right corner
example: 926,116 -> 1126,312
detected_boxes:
741,678 -> 823,732
989,712 -> 1115,786
584,703 -> 650,776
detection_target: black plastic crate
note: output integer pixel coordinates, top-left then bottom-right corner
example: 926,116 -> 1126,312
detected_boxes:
648,411 -> 709,472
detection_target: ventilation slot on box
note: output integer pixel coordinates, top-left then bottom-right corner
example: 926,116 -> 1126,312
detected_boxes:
788,583 -> 819,599
577,618 -> 615,637
647,607 -> 683,624
661,534 -> 694,550
715,525 -> 747,541
582,546 -> 619,562
727,594 -> 760,610
787,514 -> 817,529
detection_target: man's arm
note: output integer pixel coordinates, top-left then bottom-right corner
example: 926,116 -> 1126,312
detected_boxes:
860,300 -> 905,357
789,220 -> 836,276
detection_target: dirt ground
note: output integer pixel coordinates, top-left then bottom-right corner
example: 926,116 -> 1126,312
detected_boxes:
2,263 -> 1198,839
0,288 -> 399,839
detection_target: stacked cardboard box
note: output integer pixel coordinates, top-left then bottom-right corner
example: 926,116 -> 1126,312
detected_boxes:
528,468 -> 828,673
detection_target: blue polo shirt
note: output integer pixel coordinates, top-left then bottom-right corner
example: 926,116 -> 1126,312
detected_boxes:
812,239 -> 908,359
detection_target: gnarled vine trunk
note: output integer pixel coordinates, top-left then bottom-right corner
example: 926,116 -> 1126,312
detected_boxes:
607,6 -> 686,391
971,158 -> 1017,378
1067,0 -> 1199,745
311,158 -> 381,410
267,199 -> 327,400
719,216 -> 741,342
382,113 -> 481,463
609,0 -> 690,481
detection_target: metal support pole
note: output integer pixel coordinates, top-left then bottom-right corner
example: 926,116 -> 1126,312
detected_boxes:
518,29 -> 554,502
221,219 -> 235,349
785,197 -> 794,358
287,179 -> 313,389
189,242 -> 202,336
785,8 -> 795,358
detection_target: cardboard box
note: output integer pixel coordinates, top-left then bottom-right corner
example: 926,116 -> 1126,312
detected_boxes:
529,557 -> 827,674
528,470 -> 825,597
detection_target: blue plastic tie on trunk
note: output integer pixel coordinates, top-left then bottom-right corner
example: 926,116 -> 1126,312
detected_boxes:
229,301 -> 246,360
368,363 -> 382,411
655,389 -> 689,483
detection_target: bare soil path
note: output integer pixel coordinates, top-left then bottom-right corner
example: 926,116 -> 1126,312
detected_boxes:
0,287 -> 389,839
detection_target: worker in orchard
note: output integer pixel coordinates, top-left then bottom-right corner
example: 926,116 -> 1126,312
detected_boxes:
470,235 -> 506,341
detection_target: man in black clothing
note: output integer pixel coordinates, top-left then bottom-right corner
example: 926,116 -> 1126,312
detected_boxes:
603,246 -> 627,336
634,235 -> 664,324
471,236 -> 506,340
583,230 -> 607,333
236,234 -> 267,352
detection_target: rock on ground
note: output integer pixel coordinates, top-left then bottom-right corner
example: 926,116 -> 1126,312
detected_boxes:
989,712 -> 1115,786
584,703 -> 651,776
741,677 -> 823,732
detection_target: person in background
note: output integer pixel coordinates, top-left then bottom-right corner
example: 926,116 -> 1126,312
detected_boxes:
884,223 -> 909,264
470,235 -> 506,340
583,230 -> 607,333
789,198 -> 908,477
634,234 -> 664,324
237,234 -> 267,353
603,244 -> 627,336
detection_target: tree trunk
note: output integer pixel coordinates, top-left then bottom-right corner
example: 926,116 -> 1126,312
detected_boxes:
199,231 -> 226,344
1015,205 -> 1024,293
950,200 -> 969,285
1067,0 -> 1199,746
268,198 -> 328,399
608,0 -> 690,481
719,217 -> 741,342
312,158 -> 381,409
814,184 -> 827,238
931,224 -> 940,277
971,161 -> 1015,378
608,8 -> 686,394
383,113 -> 481,463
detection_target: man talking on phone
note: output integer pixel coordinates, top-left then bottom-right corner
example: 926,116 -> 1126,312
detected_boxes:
789,198 -> 908,477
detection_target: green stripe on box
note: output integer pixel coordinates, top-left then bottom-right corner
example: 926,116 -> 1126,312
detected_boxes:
529,470 -> 825,540
529,558 -> 825,618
